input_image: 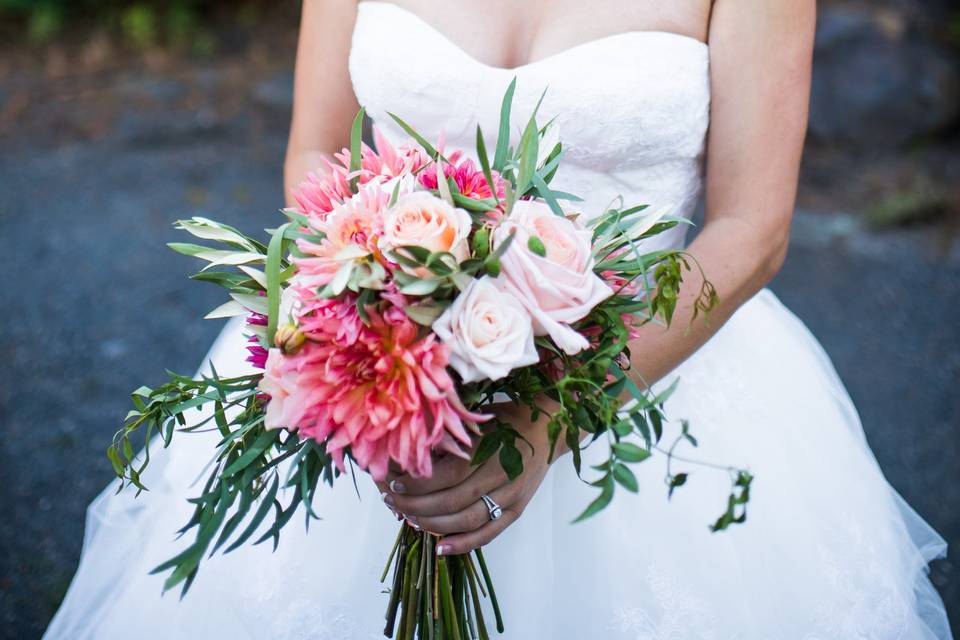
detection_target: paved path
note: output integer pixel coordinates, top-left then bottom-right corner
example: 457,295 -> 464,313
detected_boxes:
1,71 -> 957,639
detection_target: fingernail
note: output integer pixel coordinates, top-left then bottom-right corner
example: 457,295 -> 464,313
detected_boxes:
406,518 -> 421,531
436,544 -> 450,556
389,480 -> 406,494
380,492 -> 395,507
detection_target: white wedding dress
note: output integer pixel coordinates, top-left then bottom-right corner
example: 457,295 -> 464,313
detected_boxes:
45,3 -> 952,639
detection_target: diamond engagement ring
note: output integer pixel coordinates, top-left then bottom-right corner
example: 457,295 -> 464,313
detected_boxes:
480,494 -> 502,521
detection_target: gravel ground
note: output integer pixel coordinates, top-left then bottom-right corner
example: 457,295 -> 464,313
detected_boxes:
1,67 -> 957,639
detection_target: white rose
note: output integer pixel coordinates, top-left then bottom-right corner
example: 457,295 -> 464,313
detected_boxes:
492,200 -> 613,355
432,276 -> 539,383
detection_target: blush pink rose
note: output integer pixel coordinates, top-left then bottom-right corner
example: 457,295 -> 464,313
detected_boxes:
378,192 -> 473,275
492,200 -> 612,354
432,276 -> 539,383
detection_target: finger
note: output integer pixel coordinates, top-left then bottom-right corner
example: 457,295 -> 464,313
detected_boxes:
386,453 -> 477,496
386,461 -> 508,518
436,507 -> 519,556
410,483 -> 517,536
374,480 -> 403,520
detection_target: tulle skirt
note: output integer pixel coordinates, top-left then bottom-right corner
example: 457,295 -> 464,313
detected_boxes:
44,289 -> 952,639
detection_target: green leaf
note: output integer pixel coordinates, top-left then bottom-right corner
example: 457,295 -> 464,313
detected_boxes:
451,193 -> 498,212
223,474 -> 280,553
167,241 -> 211,257
223,429 -> 278,477
498,442 -> 523,481
253,485 -> 303,548
565,425 -> 582,475
514,114 -> 540,197
475,125 -> 499,205
403,302 -> 448,326
612,442 -> 651,463
348,106 -> 366,192
492,77 -> 517,171
229,292 -> 268,316
393,244 -> 431,265
603,374 -> 627,399
434,160 -> 454,205
204,300 -> 247,320
611,419 -> 633,438
174,218 -> 258,251
651,377 -> 680,407
451,271 -> 475,292
388,176 -> 402,207
399,278 -> 440,296
471,432 -> 501,466
632,412 -> 651,446
107,446 -> 125,477
265,222 -> 290,346
325,260 -> 354,297
387,112 -> 446,162
612,463 -> 639,492
667,472 -> 688,499
529,170 -> 566,217
651,410 -> 663,443
572,475 -> 614,523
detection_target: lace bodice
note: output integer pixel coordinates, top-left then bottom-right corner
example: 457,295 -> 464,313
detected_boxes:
349,1 -> 711,251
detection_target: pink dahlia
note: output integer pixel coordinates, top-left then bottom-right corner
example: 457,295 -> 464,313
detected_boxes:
292,128 -> 427,220
293,185 -> 391,289
258,295 -> 489,481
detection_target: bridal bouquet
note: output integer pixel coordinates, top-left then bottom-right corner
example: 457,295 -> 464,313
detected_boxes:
110,81 -> 751,639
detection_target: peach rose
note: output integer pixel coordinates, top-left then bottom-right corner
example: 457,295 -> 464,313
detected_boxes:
492,200 -> 613,355
378,192 -> 473,274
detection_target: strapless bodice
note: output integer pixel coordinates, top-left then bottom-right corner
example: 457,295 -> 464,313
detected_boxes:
349,1 -> 711,250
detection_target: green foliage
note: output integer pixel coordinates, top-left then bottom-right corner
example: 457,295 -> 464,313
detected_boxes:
867,181 -> 948,228
0,0 -> 277,50
108,367 -> 339,594
165,2 -> 196,48
27,4 -> 62,43
120,4 -> 156,50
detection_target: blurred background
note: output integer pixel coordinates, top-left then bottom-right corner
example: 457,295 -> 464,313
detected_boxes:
0,0 -> 958,637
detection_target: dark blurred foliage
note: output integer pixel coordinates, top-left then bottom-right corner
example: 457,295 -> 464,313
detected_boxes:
0,0 -> 296,52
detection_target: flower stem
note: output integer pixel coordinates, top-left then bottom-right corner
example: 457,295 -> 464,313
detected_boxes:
474,548 -> 503,633
382,525 -> 500,638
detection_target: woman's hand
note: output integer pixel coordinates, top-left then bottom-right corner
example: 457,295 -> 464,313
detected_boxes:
377,399 -> 562,556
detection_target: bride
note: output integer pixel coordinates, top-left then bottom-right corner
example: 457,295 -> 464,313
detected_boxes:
45,1 -> 952,638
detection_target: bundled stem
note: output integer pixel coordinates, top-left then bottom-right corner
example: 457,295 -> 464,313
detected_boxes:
382,525 -> 501,639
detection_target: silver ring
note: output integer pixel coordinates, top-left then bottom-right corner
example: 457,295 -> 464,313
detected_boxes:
481,494 -> 502,521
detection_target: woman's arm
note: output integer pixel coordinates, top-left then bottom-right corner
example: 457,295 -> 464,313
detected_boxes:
383,0 -> 817,555
284,0 -> 362,207
627,0 -> 815,385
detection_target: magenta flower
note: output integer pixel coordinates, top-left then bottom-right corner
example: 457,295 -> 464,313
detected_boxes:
418,153 -> 507,215
245,312 -> 269,370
